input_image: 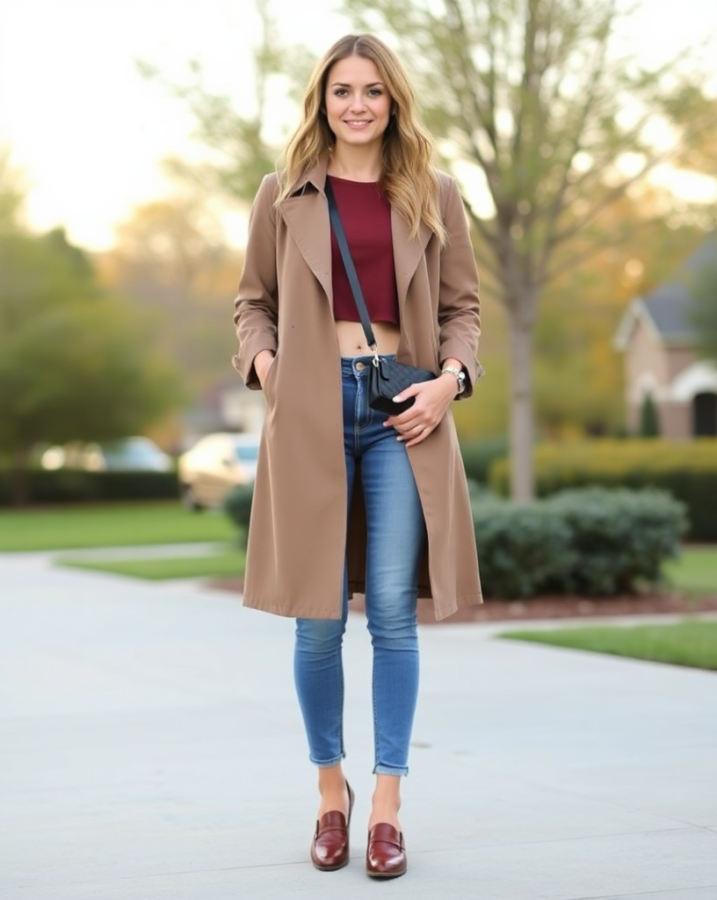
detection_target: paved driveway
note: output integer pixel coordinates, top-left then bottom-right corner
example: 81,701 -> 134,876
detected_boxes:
1,551 -> 716,899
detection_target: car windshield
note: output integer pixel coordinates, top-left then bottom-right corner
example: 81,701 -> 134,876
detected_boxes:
234,444 -> 259,463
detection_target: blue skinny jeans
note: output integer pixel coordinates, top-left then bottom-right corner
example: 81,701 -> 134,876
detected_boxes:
294,356 -> 426,776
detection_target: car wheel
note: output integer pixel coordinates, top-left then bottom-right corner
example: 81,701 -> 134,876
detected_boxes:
181,484 -> 204,512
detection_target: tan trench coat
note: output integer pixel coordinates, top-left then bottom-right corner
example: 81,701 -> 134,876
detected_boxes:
233,158 -> 484,620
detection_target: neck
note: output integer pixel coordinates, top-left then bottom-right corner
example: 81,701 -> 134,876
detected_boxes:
328,144 -> 382,182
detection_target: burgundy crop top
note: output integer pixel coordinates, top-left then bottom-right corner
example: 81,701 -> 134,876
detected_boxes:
327,175 -> 400,325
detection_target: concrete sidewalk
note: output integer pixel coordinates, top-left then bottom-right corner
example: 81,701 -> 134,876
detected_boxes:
1,550 -> 716,900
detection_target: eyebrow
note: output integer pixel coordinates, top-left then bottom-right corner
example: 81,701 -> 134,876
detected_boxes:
330,81 -> 385,88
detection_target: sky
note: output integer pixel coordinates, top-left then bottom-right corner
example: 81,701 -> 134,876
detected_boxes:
1,0 -> 716,251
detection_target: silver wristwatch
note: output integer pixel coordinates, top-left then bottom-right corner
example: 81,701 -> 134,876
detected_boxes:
441,365 -> 466,395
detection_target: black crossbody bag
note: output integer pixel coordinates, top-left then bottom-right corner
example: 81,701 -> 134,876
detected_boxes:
325,179 -> 436,415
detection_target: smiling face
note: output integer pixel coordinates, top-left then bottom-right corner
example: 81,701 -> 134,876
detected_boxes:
324,55 -> 392,151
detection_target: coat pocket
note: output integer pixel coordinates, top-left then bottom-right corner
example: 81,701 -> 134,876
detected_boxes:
262,353 -> 279,405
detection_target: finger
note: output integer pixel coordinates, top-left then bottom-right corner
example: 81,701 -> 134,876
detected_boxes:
385,410 -> 419,429
404,425 -> 431,447
399,423 -> 431,444
391,383 -> 421,405
396,419 -> 424,437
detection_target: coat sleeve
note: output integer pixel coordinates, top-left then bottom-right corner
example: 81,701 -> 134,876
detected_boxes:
232,173 -> 279,390
437,175 -> 484,399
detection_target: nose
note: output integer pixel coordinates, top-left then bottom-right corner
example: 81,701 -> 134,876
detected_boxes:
349,93 -> 367,111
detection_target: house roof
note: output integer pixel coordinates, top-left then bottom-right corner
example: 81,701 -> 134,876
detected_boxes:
643,236 -> 717,340
614,236 -> 717,350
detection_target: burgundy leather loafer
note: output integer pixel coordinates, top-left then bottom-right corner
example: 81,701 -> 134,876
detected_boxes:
310,781 -> 355,871
366,823 -> 407,878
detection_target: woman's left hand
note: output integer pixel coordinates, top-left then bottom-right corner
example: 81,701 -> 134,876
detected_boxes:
384,374 -> 458,447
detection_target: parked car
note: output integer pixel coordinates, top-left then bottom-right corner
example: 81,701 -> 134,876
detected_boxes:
178,432 -> 260,510
40,437 -> 173,472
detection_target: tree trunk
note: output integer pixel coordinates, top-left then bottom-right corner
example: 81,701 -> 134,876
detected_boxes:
507,312 -> 535,502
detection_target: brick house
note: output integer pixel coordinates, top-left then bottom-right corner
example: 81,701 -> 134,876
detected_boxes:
614,238 -> 717,438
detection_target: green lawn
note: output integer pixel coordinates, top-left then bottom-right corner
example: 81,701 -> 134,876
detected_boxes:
663,547 -> 717,593
0,502 -> 235,551
499,620 -> 717,670
57,548 -> 244,581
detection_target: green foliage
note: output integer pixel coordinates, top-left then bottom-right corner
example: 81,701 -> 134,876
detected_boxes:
638,392 -> 661,437
473,495 -> 574,598
488,440 -> 717,540
689,258 -> 717,363
544,488 -> 687,595
460,436 -> 509,483
223,483 -> 254,549
0,148 -> 26,234
451,349 -> 510,439
109,198 -> 241,402
473,487 -> 686,599
0,227 -> 185,496
0,469 -> 179,506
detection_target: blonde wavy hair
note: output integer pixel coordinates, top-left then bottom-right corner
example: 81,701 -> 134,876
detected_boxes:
276,34 -> 446,245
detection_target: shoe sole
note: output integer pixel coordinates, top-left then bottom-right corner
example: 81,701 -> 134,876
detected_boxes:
366,863 -> 407,879
312,857 -> 350,872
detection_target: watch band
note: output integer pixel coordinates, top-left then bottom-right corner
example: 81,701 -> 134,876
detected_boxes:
441,365 -> 466,394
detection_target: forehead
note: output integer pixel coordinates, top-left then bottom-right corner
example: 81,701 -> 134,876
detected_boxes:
327,54 -> 384,85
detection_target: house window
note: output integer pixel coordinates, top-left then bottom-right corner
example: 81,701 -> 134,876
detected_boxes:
693,392 -> 717,436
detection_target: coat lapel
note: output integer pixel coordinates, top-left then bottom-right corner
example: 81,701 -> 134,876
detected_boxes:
391,207 -> 432,314
280,160 -> 333,302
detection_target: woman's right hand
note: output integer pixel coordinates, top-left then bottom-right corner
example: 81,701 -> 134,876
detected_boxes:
253,349 -> 276,389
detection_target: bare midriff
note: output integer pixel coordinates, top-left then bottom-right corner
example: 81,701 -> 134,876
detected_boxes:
335,320 -> 401,357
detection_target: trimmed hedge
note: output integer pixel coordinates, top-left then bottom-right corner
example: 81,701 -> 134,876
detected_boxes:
488,440 -> 717,540
0,469 -> 179,505
459,436 -> 509,483
223,483 -> 254,550
224,479 -> 686,600
473,487 -> 687,599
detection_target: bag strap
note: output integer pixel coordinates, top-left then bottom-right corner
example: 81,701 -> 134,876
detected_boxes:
324,178 -> 378,353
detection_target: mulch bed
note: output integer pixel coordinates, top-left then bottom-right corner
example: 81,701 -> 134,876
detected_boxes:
210,578 -> 717,625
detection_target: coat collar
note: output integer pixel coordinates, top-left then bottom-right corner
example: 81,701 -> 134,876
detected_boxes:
279,156 -> 433,311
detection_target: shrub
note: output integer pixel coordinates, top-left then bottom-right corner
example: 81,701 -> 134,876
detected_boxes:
459,436 -> 509,483
542,488 -> 687,595
639,393 -> 661,437
0,469 -> 179,505
488,440 -> 717,540
473,497 -> 575,598
223,483 -> 254,549
472,487 -> 686,599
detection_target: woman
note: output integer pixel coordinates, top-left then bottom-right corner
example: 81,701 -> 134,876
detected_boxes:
233,33 -> 483,879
